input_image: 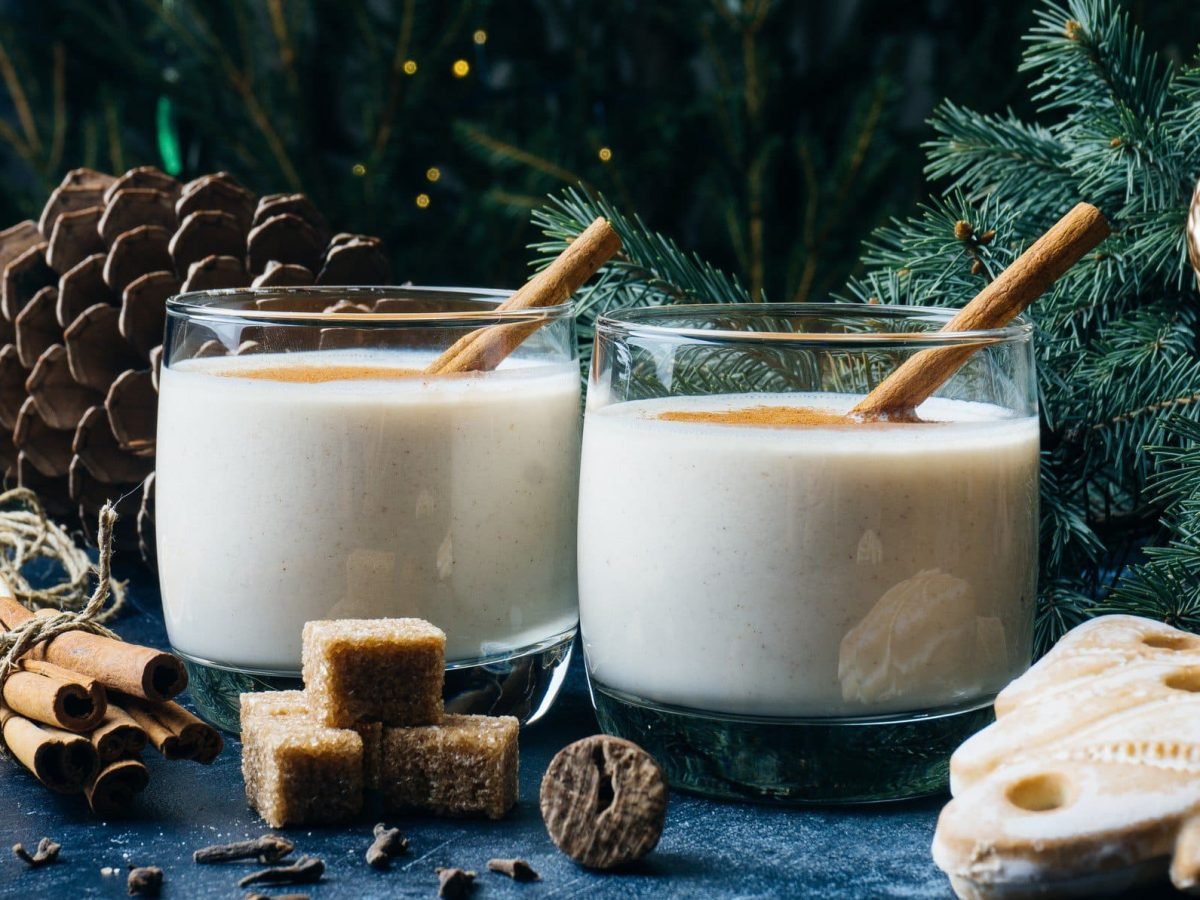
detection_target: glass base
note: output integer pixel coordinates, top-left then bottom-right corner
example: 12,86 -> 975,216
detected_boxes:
590,681 -> 994,804
179,628 -> 576,734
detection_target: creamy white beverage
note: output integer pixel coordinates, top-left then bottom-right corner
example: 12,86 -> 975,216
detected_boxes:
157,349 -> 581,671
578,393 -> 1039,718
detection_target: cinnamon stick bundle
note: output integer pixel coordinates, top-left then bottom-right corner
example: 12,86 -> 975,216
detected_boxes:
85,758 -> 150,816
122,695 -> 223,763
1,659 -> 107,732
0,594 -> 186,702
89,703 -> 147,763
0,699 -> 100,793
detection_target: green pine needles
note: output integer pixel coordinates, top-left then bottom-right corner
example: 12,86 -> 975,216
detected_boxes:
534,0 -> 1200,654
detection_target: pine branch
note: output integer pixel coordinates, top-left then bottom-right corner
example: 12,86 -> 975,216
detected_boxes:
842,191 -> 1018,308
532,186 -> 751,328
924,102 -> 1076,216
1021,0 -> 1173,121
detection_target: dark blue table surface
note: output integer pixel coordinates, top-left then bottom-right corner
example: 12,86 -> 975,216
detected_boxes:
0,575 -> 1135,900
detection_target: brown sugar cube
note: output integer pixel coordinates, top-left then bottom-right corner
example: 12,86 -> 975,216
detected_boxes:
355,720 -> 383,790
239,690 -> 363,828
238,690 -> 381,786
239,690 -> 310,801
302,618 -> 445,728
380,714 -> 518,819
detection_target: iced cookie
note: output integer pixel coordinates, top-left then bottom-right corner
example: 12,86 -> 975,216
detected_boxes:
932,615 -> 1200,899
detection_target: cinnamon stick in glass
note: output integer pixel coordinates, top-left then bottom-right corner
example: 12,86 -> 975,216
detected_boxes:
0,699 -> 100,793
426,217 -> 620,374
1,659 -> 107,732
851,202 -> 1110,420
0,594 -> 187,702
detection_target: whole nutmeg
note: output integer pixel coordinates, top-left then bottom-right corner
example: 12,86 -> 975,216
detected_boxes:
539,734 -> 667,869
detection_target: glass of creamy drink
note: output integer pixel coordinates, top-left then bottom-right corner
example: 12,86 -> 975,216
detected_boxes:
156,287 -> 580,731
579,303 -> 1039,802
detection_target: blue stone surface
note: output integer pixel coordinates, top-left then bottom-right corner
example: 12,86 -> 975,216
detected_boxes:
0,578 -> 1173,898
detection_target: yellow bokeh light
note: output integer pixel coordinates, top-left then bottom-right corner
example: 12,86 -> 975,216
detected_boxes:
598,146 -> 613,162
402,59 -> 418,75
351,163 -> 366,177
415,193 -> 431,209
426,167 -> 441,183
452,59 -> 470,78
473,29 -> 488,45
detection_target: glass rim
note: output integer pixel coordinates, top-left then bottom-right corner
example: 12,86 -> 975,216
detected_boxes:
595,302 -> 1033,346
166,285 -> 574,326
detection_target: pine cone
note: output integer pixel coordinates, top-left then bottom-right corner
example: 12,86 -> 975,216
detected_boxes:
1189,174 -> 1200,291
0,166 -> 393,566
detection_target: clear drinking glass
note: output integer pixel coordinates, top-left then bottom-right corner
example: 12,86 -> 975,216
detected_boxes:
157,287 -> 580,731
579,303 -> 1039,802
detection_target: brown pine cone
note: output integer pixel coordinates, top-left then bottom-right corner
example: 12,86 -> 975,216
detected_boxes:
0,166 -> 394,566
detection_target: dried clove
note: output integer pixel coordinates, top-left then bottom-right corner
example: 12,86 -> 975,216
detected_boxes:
487,857 -> 540,881
13,837 -> 61,868
365,822 -> 409,869
193,834 -> 295,864
436,866 -> 477,899
540,734 -> 668,869
239,855 -> 325,888
127,866 -> 163,897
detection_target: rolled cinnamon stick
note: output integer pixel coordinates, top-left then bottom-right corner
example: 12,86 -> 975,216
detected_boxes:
89,703 -> 147,763
122,695 -> 223,763
0,594 -> 187,702
2,659 -> 107,732
851,202 -> 1110,420
0,700 -> 100,793
425,217 -> 620,374
85,758 -> 149,816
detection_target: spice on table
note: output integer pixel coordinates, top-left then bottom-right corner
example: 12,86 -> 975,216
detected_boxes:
2,659 -> 107,732
238,855 -> 325,888
1,701 -> 100,792
0,594 -> 187,704
540,734 -> 668,870
193,834 -> 295,865
487,857 -> 540,881
127,865 -> 163,897
121,694 -> 223,763
87,758 -> 150,816
436,866 -> 476,899
12,836 -> 61,867
88,704 -> 147,763
365,822 -> 409,869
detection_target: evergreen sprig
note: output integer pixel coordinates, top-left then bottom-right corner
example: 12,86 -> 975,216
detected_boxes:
531,0 -> 1200,653
531,187 -> 751,374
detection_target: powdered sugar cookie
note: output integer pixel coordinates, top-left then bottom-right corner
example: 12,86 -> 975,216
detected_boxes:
932,615 -> 1200,899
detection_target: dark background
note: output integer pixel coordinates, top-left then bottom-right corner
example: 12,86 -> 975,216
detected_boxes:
0,0 -> 1197,298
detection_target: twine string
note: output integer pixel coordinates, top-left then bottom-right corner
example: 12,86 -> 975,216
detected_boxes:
0,488 -> 126,690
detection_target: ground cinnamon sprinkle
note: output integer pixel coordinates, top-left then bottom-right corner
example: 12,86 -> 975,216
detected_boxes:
656,405 -> 931,427
216,365 -> 423,384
